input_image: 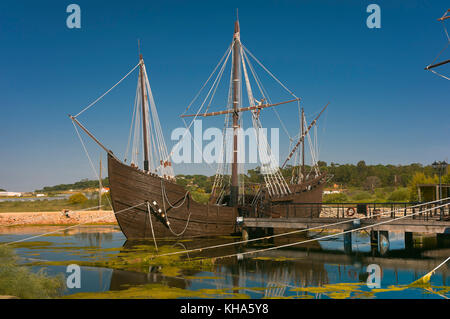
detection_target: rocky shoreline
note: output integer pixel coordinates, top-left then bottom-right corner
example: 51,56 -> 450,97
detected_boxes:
0,210 -> 117,227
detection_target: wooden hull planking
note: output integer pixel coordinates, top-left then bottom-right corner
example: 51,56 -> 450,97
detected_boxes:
108,154 -> 238,239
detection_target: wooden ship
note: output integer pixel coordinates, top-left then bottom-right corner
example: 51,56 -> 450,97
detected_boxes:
70,17 -> 329,240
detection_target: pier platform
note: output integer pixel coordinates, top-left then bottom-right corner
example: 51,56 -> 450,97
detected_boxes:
243,216 -> 450,234
241,200 -> 450,234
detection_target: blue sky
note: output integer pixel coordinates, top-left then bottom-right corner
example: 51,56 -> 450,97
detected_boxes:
0,0 -> 449,191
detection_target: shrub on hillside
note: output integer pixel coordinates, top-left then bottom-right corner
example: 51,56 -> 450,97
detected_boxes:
68,193 -> 88,204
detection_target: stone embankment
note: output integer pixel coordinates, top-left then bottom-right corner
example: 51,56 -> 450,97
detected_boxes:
0,210 -> 117,226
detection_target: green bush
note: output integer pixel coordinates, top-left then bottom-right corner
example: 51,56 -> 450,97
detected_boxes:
407,172 -> 438,201
352,191 -> 372,201
323,193 -> 348,203
387,188 -> 409,202
191,191 -> 210,204
68,193 -> 88,205
0,247 -> 64,298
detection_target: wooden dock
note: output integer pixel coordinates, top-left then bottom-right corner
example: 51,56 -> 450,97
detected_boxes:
243,217 -> 450,234
242,200 -> 450,234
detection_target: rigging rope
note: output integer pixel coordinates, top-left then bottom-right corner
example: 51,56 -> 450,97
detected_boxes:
242,49 -> 293,141
426,12 -> 450,80
183,46 -> 232,114
243,45 -> 299,99
124,84 -> 140,162
74,63 -> 140,118
164,47 -> 233,169
72,121 -> 113,210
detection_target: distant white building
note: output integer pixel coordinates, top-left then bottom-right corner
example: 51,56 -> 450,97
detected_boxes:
323,190 -> 341,195
36,194 -> 45,197
0,191 -> 23,197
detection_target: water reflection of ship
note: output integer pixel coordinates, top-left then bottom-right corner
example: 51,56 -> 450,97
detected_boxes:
73,227 -> 117,247
108,236 -> 328,295
108,233 -> 449,296
110,237 -> 242,291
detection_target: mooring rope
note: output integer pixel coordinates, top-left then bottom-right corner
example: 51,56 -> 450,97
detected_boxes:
160,179 -> 192,237
1,201 -> 147,246
146,202 -> 158,251
160,179 -> 189,209
153,198 -> 449,259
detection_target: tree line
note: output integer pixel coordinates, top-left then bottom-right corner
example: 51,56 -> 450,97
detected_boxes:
36,178 -> 110,193
36,161 -> 449,201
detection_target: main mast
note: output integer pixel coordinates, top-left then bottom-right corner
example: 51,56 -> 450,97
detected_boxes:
230,19 -> 241,207
139,54 -> 150,172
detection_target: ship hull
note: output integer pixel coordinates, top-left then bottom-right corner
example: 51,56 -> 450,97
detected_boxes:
108,154 -> 238,239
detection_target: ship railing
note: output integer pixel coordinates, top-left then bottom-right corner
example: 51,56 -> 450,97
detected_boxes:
243,199 -> 450,221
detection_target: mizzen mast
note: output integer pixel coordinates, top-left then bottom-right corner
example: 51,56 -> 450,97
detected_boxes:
281,102 -> 329,169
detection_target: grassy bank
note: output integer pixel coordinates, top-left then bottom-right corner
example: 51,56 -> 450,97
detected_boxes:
0,198 -> 108,213
0,246 -> 64,298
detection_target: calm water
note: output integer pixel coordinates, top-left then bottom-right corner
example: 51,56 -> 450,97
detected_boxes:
0,225 -> 449,299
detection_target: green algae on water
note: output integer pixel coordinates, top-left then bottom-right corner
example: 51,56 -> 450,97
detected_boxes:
65,283 -> 250,299
26,243 -> 216,279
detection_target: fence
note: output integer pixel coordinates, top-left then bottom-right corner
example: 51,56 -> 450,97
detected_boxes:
242,199 -> 450,220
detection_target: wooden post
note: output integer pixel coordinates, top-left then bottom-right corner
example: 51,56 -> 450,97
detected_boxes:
405,232 -> 413,250
370,230 -> 378,255
344,231 -> 352,254
437,233 -> 450,248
